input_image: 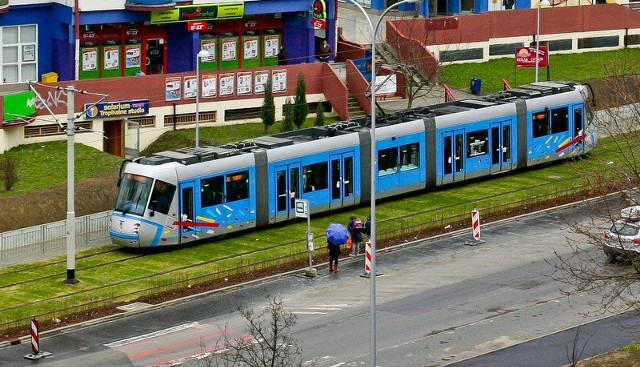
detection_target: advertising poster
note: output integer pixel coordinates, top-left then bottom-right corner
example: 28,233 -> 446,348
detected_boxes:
82,48 -> 98,71
222,38 -> 237,61
201,39 -> 216,62
237,71 -> 252,95
184,75 -> 197,99
165,77 -> 182,101
103,46 -> 120,70
202,75 -> 217,98
264,35 -> 279,58
272,69 -> 287,93
219,73 -> 235,97
125,45 -> 141,68
254,71 -> 269,94
243,36 -> 259,60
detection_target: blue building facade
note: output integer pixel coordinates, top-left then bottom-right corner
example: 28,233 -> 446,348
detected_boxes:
0,0 -> 338,83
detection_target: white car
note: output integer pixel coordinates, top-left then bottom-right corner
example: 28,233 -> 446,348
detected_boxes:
603,206 -> 640,262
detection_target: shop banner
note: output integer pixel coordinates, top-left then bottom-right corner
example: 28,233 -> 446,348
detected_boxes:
84,99 -> 149,119
515,46 -> 548,68
151,3 -> 244,24
3,90 -> 36,123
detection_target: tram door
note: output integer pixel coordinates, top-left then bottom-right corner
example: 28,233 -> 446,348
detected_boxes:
329,153 -> 355,209
275,164 -> 301,221
490,121 -> 512,173
441,130 -> 465,184
573,105 -> 584,151
179,181 -> 195,240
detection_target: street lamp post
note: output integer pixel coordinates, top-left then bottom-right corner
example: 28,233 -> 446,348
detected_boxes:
195,49 -> 210,148
346,1 -> 422,366
535,0 -> 550,82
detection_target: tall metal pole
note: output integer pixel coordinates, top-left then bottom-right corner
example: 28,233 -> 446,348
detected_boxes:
535,2 -> 541,82
347,2 -> 421,366
64,86 -> 78,284
195,54 -> 201,148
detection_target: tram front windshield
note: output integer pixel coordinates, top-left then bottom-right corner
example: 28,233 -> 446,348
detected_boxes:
114,173 -> 153,216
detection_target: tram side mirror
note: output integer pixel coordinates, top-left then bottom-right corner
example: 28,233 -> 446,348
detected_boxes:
149,199 -> 157,217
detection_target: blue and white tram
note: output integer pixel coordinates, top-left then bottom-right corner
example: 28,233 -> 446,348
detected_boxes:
109,81 -> 597,247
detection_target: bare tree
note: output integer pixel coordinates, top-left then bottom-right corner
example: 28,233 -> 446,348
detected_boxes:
198,297 -> 306,367
383,16 -> 465,109
551,64 -> 640,314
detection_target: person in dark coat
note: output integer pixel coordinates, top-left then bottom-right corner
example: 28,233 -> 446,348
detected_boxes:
277,44 -> 287,65
347,214 -> 363,256
327,240 -> 341,272
318,39 -> 331,62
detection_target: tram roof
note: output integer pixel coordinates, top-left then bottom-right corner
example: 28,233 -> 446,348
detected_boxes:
136,81 -> 579,167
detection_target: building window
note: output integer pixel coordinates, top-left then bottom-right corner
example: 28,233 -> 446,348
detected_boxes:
1,25 -> 37,83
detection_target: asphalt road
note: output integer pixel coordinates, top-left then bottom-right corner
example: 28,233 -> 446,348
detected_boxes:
0,199 -> 638,367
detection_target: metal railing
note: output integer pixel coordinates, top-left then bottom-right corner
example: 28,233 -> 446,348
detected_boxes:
0,211 -> 112,262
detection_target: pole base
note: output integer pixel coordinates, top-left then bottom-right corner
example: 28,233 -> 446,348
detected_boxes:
63,269 -> 80,284
464,239 -> 485,246
24,351 -> 52,360
303,267 -> 317,277
360,271 -> 383,278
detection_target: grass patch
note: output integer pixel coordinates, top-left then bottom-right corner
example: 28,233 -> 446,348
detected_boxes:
440,48 -> 640,93
0,135 -> 629,333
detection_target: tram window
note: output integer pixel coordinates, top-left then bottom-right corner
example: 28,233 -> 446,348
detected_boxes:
551,107 -> 569,134
303,162 -> 328,193
226,170 -> 249,201
399,143 -> 419,171
532,110 -> 550,138
201,176 -> 224,207
466,129 -> 488,157
149,180 -> 176,215
574,108 -> 583,136
378,147 -> 398,176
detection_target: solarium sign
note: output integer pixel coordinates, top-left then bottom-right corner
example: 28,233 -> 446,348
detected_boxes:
84,99 -> 149,119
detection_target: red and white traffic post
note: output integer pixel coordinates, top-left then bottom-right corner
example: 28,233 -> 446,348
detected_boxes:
465,208 -> 484,245
24,318 -> 52,360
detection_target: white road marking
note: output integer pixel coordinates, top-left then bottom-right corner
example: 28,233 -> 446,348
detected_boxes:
104,322 -> 200,348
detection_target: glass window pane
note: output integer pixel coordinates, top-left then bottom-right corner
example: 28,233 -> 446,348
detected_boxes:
3,65 -> 18,83
3,46 -> 18,63
20,25 -> 37,43
3,26 -> 18,44
22,63 -> 37,82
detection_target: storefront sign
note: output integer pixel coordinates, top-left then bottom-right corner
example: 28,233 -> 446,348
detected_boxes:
187,21 -> 208,31
84,99 -> 149,119
3,90 -> 36,123
151,3 -> 244,24
311,0 -> 328,29
515,46 -> 548,68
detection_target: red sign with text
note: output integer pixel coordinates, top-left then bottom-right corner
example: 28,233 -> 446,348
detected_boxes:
515,46 -> 548,68
187,21 -> 208,32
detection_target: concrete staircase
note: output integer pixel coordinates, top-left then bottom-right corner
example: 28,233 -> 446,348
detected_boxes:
347,92 -> 367,119
328,62 -> 368,120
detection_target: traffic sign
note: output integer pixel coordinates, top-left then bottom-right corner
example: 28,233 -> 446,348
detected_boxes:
295,199 -> 308,218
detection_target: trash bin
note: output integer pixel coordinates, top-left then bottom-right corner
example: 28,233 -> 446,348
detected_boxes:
41,72 -> 58,83
470,77 -> 482,94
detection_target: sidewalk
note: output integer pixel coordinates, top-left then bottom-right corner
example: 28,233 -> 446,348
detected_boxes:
377,84 -> 476,112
